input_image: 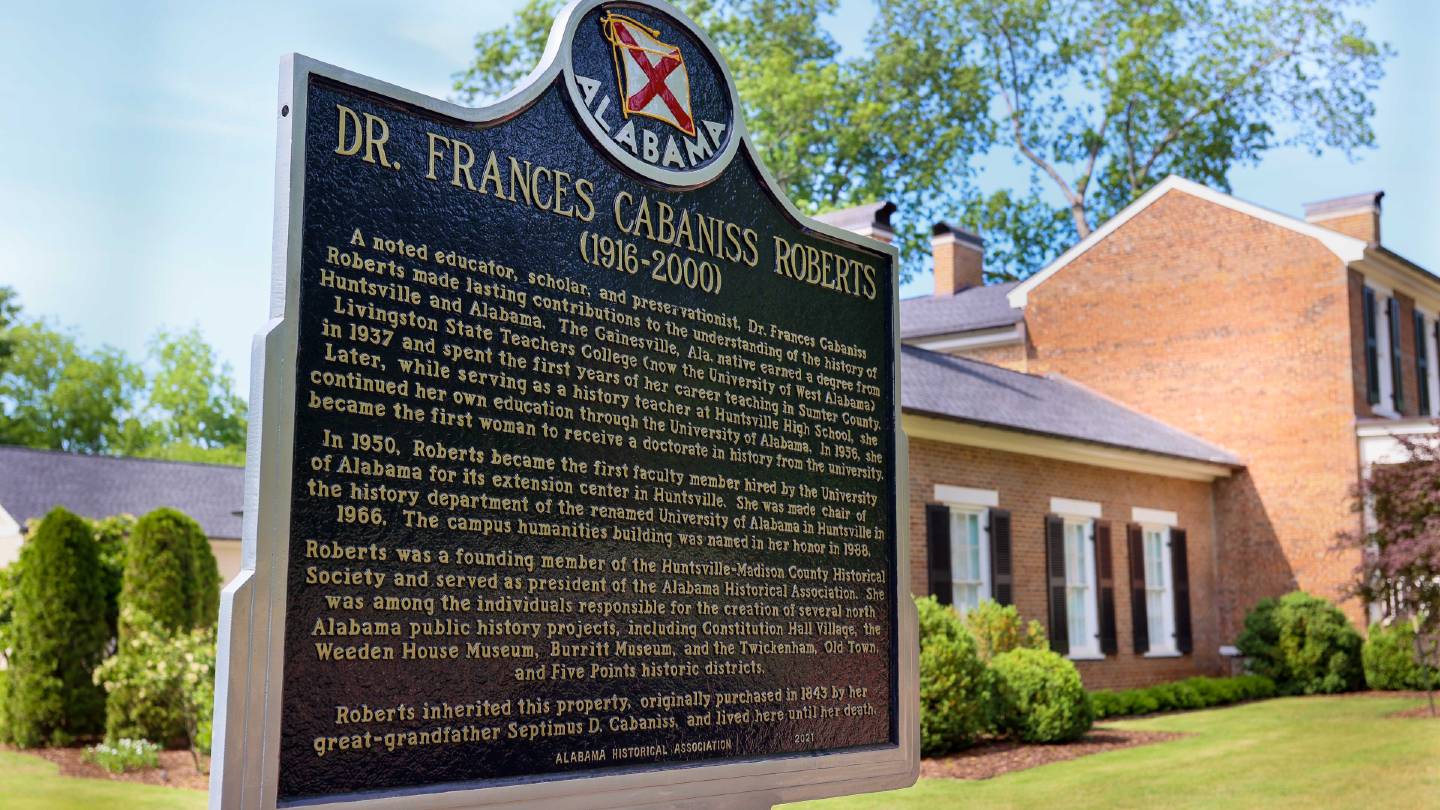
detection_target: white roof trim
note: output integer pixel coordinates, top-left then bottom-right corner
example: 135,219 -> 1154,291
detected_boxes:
1008,175 -> 1370,308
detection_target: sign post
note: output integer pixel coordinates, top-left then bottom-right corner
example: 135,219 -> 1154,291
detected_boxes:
211,1 -> 917,807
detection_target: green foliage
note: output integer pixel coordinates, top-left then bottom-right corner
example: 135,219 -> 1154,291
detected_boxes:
454,0 -> 990,281
4,508 -> 108,747
0,289 -> 244,462
1089,674 -> 1277,719
122,509 -> 216,638
989,647 -> 1092,743
141,328 -> 248,463
89,514 -> 134,640
962,599 -> 1047,661
914,596 -> 989,755
1364,621 -> 1440,691
0,320 -> 146,454
456,1 -> 1389,279
1236,596 -> 1288,684
96,608 -> 217,754
84,738 -> 160,774
1238,592 -> 1363,695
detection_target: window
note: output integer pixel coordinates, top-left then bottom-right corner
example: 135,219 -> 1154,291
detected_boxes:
1368,286 -> 1399,416
1063,518 -> 1099,657
1142,526 -> 1176,654
949,509 -> 990,613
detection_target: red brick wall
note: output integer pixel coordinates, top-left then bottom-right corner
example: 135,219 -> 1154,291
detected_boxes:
906,435 -> 1223,690
1021,189 -> 1366,638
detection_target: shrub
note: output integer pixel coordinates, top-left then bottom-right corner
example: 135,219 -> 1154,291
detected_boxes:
1236,596 -> 1287,685
962,600 -> 1047,661
1237,591 -> 1363,695
98,607 -> 217,750
89,514 -> 134,640
122,509 -> 217,638
84,738 -> 160,773
915,596 -> 989,755
1364,621 -> 1440,690
989,648 -> 1092,743
1275,592 -> 1364,694
4,507 -> 109,747
1089,674 -> 1276,719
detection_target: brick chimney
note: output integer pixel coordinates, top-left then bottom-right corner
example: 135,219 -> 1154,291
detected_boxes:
1303,191 -> 1384,245
931,221 -> 984,296
812,201 -> 896,244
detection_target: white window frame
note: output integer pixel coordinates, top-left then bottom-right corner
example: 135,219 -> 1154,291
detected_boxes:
1369,284 -> 1400,418
947,507 -> 991,615
1141,524 -> 1179,657
935,485 -> 997,616
1061,515 -> 1102,659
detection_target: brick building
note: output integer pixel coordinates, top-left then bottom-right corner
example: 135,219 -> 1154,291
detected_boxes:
822,176 -> 1438,689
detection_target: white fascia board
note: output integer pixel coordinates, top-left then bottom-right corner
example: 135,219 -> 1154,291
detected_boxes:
1356,254 -> 1440,315
933,485 -> 999,508
1051,497 -> 1102,519
1008,175 -> 1369,308
1132,507 -> 1179,526
905,324 -> 1022,353
903,413 -> 1233,482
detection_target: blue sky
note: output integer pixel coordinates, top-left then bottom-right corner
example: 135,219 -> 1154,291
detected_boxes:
0,0 -> 1433,391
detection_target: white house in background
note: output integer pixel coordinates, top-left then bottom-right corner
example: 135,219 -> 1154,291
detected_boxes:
0,445 -> 245,584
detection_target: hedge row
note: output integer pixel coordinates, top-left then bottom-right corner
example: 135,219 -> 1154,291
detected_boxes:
1091,674 -> 1276,719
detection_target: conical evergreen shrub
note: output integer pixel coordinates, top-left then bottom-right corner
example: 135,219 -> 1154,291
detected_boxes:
120,508 -> 213,638
105,507 -> 220,743
4,507 -> 108,747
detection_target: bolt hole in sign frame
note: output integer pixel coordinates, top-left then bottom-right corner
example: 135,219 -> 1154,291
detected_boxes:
209,1 -> 917,808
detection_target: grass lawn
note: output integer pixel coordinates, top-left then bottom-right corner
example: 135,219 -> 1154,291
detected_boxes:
0,748 -> 206,810
784,696 -> 1440,810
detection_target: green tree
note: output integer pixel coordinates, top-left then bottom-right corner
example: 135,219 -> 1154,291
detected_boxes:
140,327 -> 248,466
457,0 -> 1388,280
4,508 -> 108,747
454,0 -> 990,278
90,514 -> 136,641
0,320 -> 145,454
952,0 -> 1392,276
120,509 -> 210,639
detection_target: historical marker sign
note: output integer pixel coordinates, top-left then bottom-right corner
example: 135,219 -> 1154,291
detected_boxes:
211,1 -> 917,807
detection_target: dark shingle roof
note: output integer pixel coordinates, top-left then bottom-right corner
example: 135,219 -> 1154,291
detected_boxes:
900,283 -> 1024,339
0,446 -> 244,538
901,347 -> 1241,466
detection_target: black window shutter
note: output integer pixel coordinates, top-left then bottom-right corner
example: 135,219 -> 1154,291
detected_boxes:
1171,528 -> 1193,654
1389,297 -> 1405,411
1128,524 -> 1149,654
1044,515 -> 1068,655
925,504 -> 952,605
1416,311 -> 1431,416
1095,521 -> 1117,656
1364,287 -> 1380,404
988,508 -> 1013,606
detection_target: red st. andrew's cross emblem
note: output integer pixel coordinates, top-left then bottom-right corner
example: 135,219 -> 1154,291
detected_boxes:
601,13 -> 696,137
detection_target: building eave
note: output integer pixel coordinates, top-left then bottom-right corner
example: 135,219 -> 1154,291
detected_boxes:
902,411 -> 1237,482
903,324 -> 1023,352
1008,175 -> 1369,308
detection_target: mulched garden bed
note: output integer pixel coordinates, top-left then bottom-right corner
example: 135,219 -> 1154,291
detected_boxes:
6,745 -> 209,790
921,729 -> 1184,780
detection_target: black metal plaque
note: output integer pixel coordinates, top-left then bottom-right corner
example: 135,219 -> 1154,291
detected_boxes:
271,2 -> 898,803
